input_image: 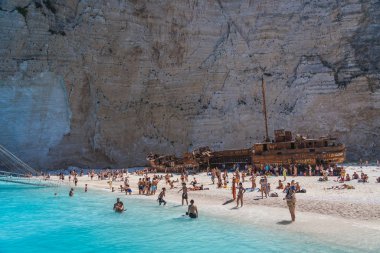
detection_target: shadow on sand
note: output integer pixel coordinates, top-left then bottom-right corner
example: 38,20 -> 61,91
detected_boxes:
276,220 -> 293,225
222,199 -> 235,205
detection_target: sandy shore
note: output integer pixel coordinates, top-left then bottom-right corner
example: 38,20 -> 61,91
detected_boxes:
51,165 -> 380,250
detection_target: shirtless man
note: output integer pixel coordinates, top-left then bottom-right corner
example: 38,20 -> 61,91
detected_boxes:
113,198 -> 124,212
187,199 -> 198,218
178,183 -> 188,206
236,182 -> 246,207
151,178 -> 159,195
158,188 -> 166,206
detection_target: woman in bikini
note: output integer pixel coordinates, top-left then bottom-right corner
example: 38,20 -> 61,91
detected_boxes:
236,182 -> 246,208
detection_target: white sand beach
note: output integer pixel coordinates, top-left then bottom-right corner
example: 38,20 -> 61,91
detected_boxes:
54,165 -> 380,250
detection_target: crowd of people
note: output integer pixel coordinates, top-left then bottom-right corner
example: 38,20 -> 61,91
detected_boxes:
53,160 -> 380,223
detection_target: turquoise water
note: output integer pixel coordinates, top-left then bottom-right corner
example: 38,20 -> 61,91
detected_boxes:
0,182 -> 367,253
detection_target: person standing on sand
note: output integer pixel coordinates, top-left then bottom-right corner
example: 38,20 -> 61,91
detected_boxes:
283,167 -> 287,181
284,181 -> 296,221
250,174 -> 256,190
260,176 -> 268,199
236,182 -> 246,208
232,177 -> 237,200
158,188 -> 167,206
187,199 -> 198,218
178,182 -> 189,206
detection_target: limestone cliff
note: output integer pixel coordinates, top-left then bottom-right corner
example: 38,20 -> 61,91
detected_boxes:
0,0 -> 379,168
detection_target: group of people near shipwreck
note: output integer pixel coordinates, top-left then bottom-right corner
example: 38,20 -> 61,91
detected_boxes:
56,160 -> 379,222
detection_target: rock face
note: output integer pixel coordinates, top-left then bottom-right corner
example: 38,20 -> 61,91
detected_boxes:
0,0 -> 379,168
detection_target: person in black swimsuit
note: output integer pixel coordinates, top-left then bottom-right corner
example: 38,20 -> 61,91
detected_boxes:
187,199 -> 198,218
178,183 -> 188,206
69,188 -> 74,197
158,188 -> 166,205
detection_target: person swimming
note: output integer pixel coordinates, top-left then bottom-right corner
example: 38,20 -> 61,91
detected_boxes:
113,198 -> 124,212
69,188 -> 74,197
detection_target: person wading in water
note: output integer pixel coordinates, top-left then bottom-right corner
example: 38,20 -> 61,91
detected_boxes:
187,199 -> 198,219
178,182 -> 188,206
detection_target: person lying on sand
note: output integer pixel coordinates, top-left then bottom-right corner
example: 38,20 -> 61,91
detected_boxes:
188,185 -> 209,191
326,184 -> 355,190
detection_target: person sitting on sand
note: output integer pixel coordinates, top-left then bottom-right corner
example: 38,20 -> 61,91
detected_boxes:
358,173 -> 369,183
276,180 -> 284,189
191,177 -> 198,187
352,172 -> 359,180
376,177 -> 380,183
158,188 -> 166,206
318,170 -> 329,181
345,173 -> 351,181
295,182 -> 301,193
113,198 -> 124,212
187,199 -> 198,218
69,188 -> 74,197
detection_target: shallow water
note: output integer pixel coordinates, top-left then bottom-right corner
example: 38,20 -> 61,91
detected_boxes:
0,182 -> 369,253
